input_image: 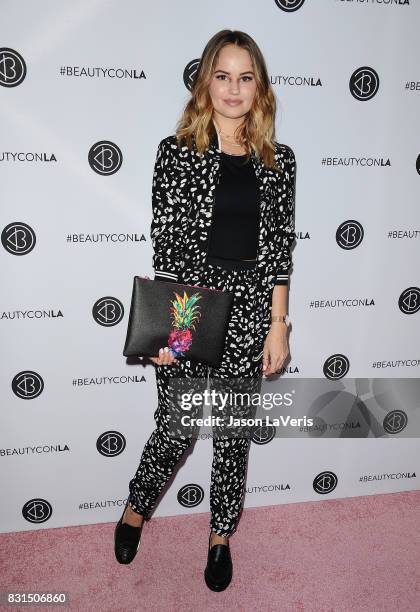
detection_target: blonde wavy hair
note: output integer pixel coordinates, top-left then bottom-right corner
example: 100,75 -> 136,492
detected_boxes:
175,29 -> 282,172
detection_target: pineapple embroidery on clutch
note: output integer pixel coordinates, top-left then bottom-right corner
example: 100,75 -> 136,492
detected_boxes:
167,290 -> 203,357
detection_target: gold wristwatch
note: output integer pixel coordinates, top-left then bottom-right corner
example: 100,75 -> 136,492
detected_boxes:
271,314 -> 290,327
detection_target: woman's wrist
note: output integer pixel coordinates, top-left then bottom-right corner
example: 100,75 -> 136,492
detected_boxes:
271,314 -> 289,325
270,320 -> 287,329
269,314 -> 290,334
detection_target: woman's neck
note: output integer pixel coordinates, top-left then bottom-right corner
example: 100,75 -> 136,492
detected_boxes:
212,116 -> 246,155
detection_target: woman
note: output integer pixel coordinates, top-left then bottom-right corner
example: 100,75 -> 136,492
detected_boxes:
114,29 -> 296,592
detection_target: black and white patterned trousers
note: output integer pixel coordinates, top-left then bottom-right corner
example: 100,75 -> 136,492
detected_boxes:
127,256 -> 265,537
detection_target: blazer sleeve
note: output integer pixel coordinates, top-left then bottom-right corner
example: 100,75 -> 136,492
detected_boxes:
274,147 -> 296,286
150,138 -> 183,283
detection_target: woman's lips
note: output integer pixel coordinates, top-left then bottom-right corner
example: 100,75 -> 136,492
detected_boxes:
224,99 -> 242,106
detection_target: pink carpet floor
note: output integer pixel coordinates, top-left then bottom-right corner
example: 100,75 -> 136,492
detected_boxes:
1,490 -> 419,612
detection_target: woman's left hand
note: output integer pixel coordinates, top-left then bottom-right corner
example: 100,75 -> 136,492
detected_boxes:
262,324 -> 289,376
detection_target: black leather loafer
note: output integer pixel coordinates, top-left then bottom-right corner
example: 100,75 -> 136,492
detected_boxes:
114,501 -> 144,564
204,531 -> 233,591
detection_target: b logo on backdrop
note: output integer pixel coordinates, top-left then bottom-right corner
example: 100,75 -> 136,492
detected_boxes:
1,222 -> 36,255
399,288 -> 420,315
383,411 -> 408,435
183,59 -> 201,91
349,67 -> 380,101
252,425 -> 277,445
88,141 -> 123,175
336,220 -> 364,250
274,0 -> 305,12
12,371 -> 44,399
0,47 -> 26,87
313,471 -> 338,495
92,297 -> 124,326
323,355 -> 350,380
96,432 -> 126,457
177,484 -> 205,509
22,499 -> 52,524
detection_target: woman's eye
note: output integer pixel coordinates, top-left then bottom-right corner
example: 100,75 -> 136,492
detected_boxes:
215,75 -> 253,82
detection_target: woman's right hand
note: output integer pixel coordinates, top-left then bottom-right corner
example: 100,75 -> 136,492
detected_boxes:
149,346 -> 178,366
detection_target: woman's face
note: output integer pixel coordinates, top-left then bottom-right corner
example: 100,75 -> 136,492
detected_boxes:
208,44 -> 257,122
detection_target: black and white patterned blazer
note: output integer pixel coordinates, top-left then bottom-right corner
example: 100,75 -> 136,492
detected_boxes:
150,130 -> 296,284
149,127 -> 296,358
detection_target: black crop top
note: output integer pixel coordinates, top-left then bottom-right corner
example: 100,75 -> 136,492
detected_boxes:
206,151 -> 259,260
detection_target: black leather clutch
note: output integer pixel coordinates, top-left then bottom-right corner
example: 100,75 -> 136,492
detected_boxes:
123,276 -> 234,367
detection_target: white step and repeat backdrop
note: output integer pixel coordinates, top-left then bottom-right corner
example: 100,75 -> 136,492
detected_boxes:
1,0 -> 419,534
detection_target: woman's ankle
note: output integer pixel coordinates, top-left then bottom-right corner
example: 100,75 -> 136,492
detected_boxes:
210,530 -> 229,547
123,504 -> 144,526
